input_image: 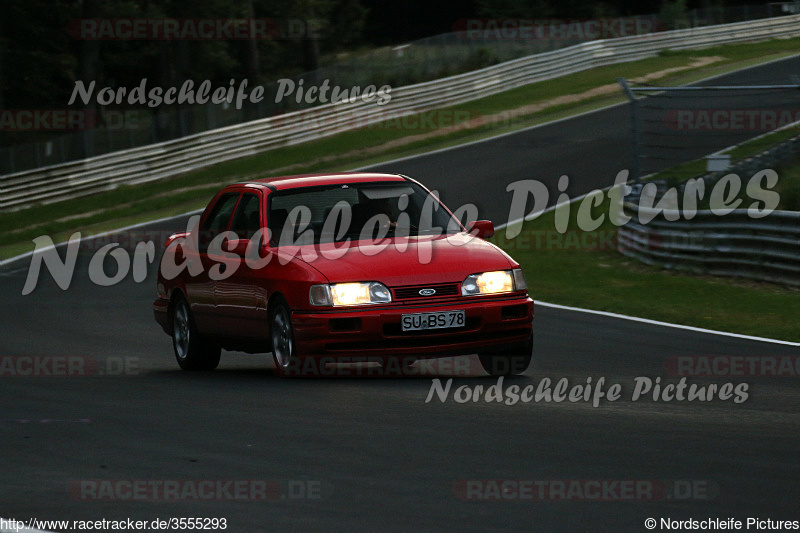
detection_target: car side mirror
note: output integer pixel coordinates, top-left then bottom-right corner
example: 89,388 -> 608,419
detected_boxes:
467,220 -> 494,239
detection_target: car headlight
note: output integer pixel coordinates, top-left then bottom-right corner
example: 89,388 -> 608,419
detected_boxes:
310,282 -> 392,306
461,269 -> 526,296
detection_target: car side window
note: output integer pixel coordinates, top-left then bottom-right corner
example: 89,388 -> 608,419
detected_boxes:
200,192 -> 240,253
229,193 -> 261,241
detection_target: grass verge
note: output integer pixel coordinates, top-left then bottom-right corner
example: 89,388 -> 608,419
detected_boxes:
774,156 -> 800,211
653,127 -> 800,184
492,196 -> 800,343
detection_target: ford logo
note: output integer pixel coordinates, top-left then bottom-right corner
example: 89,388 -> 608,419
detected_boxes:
419,288 -> 436,296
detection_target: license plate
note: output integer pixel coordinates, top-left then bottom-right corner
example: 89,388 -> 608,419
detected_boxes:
401,310 -> 465,332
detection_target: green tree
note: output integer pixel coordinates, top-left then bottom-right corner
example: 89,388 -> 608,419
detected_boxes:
659,0 -> 689,30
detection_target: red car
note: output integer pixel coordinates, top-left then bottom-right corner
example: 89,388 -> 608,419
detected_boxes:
153,172 -> 533,376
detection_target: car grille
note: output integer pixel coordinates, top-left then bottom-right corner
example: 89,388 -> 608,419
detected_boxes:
393,283 -> 460,300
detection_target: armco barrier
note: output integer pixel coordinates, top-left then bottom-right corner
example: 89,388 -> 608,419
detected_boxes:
3,14 -> 800,210
618,206 -> 800,287
619,128 -> 800,287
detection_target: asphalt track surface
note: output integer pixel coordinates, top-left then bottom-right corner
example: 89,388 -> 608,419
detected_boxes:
1,57 -> 799,532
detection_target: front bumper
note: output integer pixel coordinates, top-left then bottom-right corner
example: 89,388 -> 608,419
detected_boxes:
292,294 -> 533,357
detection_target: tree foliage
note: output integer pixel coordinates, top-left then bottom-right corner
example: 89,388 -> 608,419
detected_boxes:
0,0 -> 369,110
0,0 -> 773,113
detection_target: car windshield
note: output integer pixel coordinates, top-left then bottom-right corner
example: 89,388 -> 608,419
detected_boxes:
268,181 -> 461,245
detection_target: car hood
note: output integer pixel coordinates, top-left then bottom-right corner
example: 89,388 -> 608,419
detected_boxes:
279,233 -> 517,286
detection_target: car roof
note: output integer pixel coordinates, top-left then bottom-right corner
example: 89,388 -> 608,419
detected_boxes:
234,172 -> 409,191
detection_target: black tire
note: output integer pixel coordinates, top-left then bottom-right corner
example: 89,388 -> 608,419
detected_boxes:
479,332 -> 533,377
171,294 -> 221,371
270,296 -> 301,377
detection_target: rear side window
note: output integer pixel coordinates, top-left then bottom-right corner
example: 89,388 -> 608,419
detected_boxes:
203,193 -> 240,231
229,193 -> 261,240
200,193 -> 240,252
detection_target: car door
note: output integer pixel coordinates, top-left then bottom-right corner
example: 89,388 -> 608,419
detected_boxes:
212,190 -> 269,340
185,191 -> 241,336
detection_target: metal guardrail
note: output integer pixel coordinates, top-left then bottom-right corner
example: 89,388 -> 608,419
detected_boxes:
618,206 -> 800,287
3,14 -> 800,210
618,126 -> 800,288
618,131 -> 800,287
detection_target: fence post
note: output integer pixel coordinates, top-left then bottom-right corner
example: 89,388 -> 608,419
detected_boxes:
619,78 -> 642,183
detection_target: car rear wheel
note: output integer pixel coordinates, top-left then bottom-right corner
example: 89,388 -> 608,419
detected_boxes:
270,297 -> 300,376
171,295 -> 220,371
479,332 -> 533,377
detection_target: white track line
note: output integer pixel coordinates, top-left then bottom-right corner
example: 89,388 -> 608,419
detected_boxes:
535,301 -> 800,347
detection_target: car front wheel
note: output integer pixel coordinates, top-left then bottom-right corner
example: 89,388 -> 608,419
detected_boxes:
479,332 -> 533,377
270,297 -> 300,376
171,295 -> 221,371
